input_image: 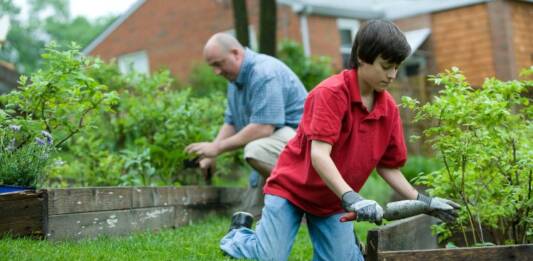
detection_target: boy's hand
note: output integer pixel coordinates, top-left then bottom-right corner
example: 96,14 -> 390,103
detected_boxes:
417,193 -> 460,223
341,191 -> 383,224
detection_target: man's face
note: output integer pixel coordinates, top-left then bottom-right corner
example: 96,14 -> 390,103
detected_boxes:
204,46 -> 242,81
359,55 -> 399,92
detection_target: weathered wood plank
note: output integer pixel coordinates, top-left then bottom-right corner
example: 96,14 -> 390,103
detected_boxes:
183,186 -> 222,206
48,187 -> 132,215
47,206 -> 175,240
0,216 -> 43,236
131,187 -> 188,208
0,190 -> 47,238
377,244 -> 533,261
0,190 -> 39,202
219,187 -> 245,204
366,215 -> 439,261
0,197 -> 43,220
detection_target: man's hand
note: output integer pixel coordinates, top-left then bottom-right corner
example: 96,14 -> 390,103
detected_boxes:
185,142 -> 221,158
340,191 -> 384,224
417,193 -> 460,223
198,157 -> 215,173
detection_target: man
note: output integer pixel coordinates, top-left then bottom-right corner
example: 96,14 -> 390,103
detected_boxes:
185,33 -> 307,216
220,20 -> 460,260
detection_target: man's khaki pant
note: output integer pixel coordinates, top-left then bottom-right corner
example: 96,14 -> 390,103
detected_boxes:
239,127 -> 296,217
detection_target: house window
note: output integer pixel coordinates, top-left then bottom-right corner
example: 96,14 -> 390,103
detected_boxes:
118,50 -> 150,75
224,26 -> 258,50
337,19 -> 359,68
398,52 -> 427,79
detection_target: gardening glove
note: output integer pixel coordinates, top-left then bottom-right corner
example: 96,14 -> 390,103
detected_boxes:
417,193 -> 461,223
341,191 -> 384,224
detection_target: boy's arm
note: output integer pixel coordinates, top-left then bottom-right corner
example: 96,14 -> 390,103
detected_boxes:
310,140 -> 352,197
377,166 -> 460,223
311,140 -> 383,223
376,167 -> 418,200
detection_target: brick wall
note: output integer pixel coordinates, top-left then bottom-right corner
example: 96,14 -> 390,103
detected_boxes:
431,3 -> 495,86
510,0 -> 533,76
88,0 -> 347,80
90,0 -> 235,81
307,15 -> 343,70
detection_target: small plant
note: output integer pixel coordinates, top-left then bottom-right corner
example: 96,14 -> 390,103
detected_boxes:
402,67 -> 532,246
0,125 -> 54,187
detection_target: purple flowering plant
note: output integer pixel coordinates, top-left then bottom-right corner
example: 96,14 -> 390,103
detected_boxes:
0,124 -> 54,187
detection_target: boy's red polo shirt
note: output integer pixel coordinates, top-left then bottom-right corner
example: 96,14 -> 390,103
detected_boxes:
264,69 -> 407,216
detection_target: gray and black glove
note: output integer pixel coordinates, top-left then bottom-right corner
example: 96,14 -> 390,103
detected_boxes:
417,193 -> 460,223
342,191 -> 384,224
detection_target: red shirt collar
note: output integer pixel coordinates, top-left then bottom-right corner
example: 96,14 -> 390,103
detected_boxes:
344,69 -> 387,119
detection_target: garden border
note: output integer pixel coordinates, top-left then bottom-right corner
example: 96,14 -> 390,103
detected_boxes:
365,214 -> 533,260
0,186 -> 244,240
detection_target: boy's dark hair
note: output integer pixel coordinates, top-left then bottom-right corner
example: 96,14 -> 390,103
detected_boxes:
350,20 -> 411,68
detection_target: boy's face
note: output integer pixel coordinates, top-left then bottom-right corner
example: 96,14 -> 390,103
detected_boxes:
358,55 -> 399,92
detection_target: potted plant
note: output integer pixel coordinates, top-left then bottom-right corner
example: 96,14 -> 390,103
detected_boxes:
0,124 -> 54,193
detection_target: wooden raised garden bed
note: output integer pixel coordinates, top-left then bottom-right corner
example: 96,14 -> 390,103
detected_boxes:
1,186 -> 244,240
0,190 -> 48,238
366,214 -> 533,261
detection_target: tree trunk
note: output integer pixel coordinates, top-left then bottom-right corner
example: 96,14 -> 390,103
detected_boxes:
259,0 -> 277,56
231,0 -> 249,47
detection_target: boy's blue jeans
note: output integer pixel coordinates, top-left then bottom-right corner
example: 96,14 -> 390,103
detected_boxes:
220,194 -> 364,261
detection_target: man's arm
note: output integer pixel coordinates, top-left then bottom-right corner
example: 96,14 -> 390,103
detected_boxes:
376,167 -> 418,200
185,123 -> 274,158
216,123 -> 274,154
214,123 -> 237,143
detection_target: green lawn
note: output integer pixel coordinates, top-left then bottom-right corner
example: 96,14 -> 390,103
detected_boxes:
0,215 -> 377,261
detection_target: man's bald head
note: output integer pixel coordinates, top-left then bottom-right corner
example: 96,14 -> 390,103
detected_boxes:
203,33 -> 245,81
204,33 -> 244,55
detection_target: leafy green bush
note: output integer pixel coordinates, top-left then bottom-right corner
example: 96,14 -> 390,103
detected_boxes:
277,40 -> 333,91
188,62 -> 227,97
402,67 -> 532,245
51,61 -> 244,187
401,155 -> 443,182
0,43 -> 117,187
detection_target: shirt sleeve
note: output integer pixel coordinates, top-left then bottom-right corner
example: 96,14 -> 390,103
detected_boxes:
305,88 -> 346,144
224,86 -> 234,125
224,106 -> 233,125
248,76 -> 285,127
378,110 -> 407,168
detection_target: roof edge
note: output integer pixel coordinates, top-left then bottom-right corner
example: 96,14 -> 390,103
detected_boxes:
82,0 -> 146,55
387,0 -> 491,20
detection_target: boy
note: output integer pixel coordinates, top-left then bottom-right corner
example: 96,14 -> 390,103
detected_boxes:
220,20 -> 459,260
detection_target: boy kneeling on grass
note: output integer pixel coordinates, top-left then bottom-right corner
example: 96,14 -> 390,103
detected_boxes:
220,19 -> 459,261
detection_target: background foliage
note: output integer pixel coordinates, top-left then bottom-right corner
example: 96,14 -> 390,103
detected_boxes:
0,43 -> 117,187
277,40 -> 333,91
402,66 -> 532,245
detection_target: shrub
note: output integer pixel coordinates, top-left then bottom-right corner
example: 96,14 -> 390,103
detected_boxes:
277,40 -> 333,91
401,155 -> 443,182
0,42 -> 117,187
54,64 -> 243,187
401,66 -> 532,245
187,62 -> 227,97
